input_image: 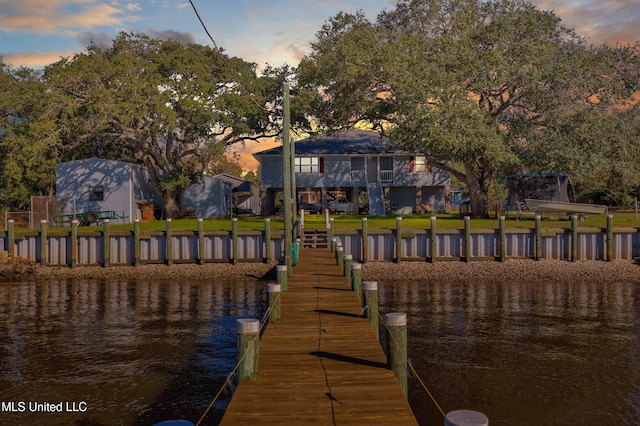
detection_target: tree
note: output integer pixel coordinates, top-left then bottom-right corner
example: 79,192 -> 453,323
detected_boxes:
298,0 -> 639,217
44,33 -> 287,218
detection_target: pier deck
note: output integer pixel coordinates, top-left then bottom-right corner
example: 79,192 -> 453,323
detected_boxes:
220,248 -> 418,425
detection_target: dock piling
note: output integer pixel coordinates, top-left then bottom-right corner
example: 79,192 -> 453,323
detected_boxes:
267,284 -> 281,323
344,254 -> 352,279
236,318 -> 260,382
276,264 -> 288,292
362,281 -> 379,338
385,312 -> 408,398
444,410 -> 489,426
336,246 -> 344,268
351,263 -> 362,295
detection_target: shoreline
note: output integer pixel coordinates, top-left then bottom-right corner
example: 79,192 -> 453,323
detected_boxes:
2,258 -> 635,283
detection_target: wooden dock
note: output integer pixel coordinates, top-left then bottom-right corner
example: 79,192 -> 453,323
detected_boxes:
220,248 -> 418,425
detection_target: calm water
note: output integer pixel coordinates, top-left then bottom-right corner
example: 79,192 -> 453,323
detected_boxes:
1,279 -> 639,426
0,279 -> 265,425
378,280 -> 640,426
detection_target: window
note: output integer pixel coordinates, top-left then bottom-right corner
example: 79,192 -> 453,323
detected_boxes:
295,157 -> 323,173
410,156 -> 427,173
88,186 -> 104,201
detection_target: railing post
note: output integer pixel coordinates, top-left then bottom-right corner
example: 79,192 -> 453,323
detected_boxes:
276,264 -> 288,293
351,263 -> 362,296
166,218 -> 173,266
396,217 -> 403,263
344,254 -> 352,279
70,220 -> 78,268
134,219 -> 141,266
264,218 -> 271,261
361,217 -> 368,263
606,214 -> 613,261
232,218 -> 238,265
236,318 -> 260,382
534,215 -> 542,261
385,312 -> 407,398
362,281 -> 379,339
103,219 -> 110,268
445,410 -> 489,426
430,216 -> 437,262
197,218 -> 205,265
570,215 -> 578,262
498,216 -> 506,262
7,219 -> 15,257
40,220 -> 48,266
464,216 -> 471,262
267,283 -> 281,323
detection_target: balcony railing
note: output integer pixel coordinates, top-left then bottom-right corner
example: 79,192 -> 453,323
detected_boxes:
380,170 -> 394,183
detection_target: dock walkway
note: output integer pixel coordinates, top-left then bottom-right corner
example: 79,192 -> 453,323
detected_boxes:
220,248 -> 418,425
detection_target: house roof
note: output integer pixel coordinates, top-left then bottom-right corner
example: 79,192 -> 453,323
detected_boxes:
252,130 -> 412,157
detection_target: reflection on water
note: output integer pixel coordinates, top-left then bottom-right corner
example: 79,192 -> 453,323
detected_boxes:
0,279 -> 265,426
379,280 -> 640,426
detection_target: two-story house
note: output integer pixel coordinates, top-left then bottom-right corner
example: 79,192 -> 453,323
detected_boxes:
253,130 -> 451,215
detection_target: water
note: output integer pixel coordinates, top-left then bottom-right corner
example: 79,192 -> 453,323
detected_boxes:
378,280 -> 640,426
2,278 -> 639,425
0,279 -> 265,426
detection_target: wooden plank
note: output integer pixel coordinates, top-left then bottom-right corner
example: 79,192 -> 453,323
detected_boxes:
220,248 -> 417,425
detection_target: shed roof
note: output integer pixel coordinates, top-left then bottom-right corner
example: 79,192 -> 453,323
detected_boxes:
252,130 -> 412,157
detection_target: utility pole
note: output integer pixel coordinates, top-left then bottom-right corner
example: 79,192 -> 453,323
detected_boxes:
282,83 -> 293,276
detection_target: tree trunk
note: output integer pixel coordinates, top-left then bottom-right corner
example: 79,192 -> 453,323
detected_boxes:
465,162 -> 491,219
163,190 -> 182,219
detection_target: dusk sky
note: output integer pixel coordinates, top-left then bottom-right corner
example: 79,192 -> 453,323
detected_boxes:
1,0 -> 638,170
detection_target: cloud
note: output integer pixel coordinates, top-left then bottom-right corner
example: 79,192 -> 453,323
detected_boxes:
145,29 -> 196,45
2,51 -> 76,69
78,32 -> 114,49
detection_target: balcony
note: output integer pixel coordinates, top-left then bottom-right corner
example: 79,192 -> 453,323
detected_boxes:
380,170 -> 394,183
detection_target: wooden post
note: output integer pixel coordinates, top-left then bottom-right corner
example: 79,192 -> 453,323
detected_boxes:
336,246 -> 344,269
70,220 -> 78,268
464,216 -> 471,262
40,220 -> 48,266
344,254 -> 352,279
362,281 -> 379,339
385,312 -> 408,398
197,218 -> 205,265
361,217 -> 368,263
232,218 -> 238,265
534,215 -> 542,261
134,219 -> 141,266
330,237 -> 336,253
267,283 -> 281,323
166,218 -> 173,266
606,214 -> 613,261
329,218 -> 334,242
351,263 -> 362,296
430,216 -> 437,262
283,83 -> 293,277
445,410 -> 489,426
7,219 -> 15,257
498,216 -> 506,262
236,318 -> 260,382
264,218 -> 271,261
570,215 -> 578,262
276,264 -> 288,293
396,216 -> 403,263
103,219 -> 110,268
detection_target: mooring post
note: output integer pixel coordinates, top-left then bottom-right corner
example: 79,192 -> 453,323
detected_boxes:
570,215 -> 578,262
351,262 -> 362,296
444,410 -> 489,426
336,246 -> 344,268
329,218 -> 334,242
70,219 -> 78,268
498,216 -> 506,262
534,215 -> 542,261
385,312 -> 408,398
232,218 -> 238,265
344,254 -> 352,279
134,219 -> 141,267
40,220 -> 48,266
396,216 -> 403,263
330,237 -> 336,253
197,218 -> 205,265
165,218 -> 173,266
267,283 -> 281,323
7,219 -> 15,257
236,318 -> 260,382
103,219 -> 110,268
606,214 -> 613,261
430,216 -> 437,262
264,218 -> 271,261
361,217 -> 368,263
464,216 -> 471,262
276,264 -> 288,293
362,281 -> 379,339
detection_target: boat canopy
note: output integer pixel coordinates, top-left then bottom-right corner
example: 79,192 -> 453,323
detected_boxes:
506,174 -> 570,205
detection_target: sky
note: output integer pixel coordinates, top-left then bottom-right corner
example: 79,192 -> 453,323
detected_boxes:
1,0 -> 638,170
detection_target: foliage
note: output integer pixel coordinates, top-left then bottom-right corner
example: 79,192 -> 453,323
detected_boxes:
298,0 -> 640,217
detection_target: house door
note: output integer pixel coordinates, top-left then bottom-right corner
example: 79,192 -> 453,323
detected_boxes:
366,157 -> 378,183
